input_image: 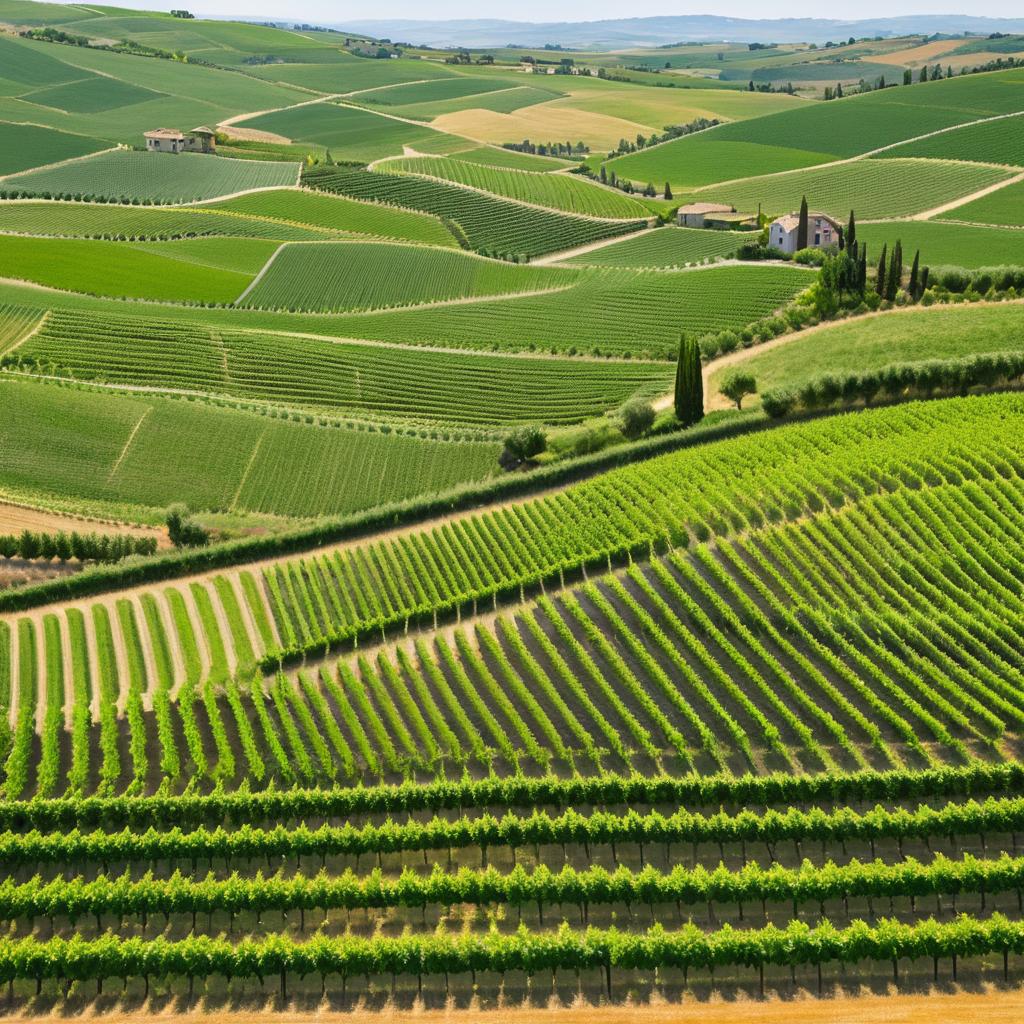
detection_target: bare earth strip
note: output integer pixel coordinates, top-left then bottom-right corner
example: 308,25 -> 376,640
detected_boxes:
6,989 -> 1024,1024
0,500 -> 167,545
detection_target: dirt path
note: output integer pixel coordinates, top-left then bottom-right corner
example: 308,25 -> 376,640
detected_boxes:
8,989 -> 1024,1024
651,296 -> 1024,414
532,227 -> 658,265
234,242 -> 286,303
911,170 -> 1024,221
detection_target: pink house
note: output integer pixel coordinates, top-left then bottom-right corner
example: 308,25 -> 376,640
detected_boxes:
768,211 -> 842,254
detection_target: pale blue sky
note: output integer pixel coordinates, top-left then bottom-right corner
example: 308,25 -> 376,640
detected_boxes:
123,1 -> 1023,24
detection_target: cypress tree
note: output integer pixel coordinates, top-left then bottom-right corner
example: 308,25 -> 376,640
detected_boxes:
875,243 -> 887,297
919,65 -> 928,82
846,210 -> 857,258
599,165 -> 607,184
674,335 -> 704,426
796,196 -> 809,251
664,181 -> 672,200
908,249 -> 920,299
858,247 -> 868,292
886,240 -> 903,300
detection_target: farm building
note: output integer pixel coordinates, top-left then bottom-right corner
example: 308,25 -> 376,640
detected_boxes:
143,126 -> 217,154
768,211 -> 842,254
677,202 -> 736,228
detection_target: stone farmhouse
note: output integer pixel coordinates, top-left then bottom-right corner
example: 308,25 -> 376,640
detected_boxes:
768,211 -> 842,254
143,126 -> 217,154
677,202 -> 758,230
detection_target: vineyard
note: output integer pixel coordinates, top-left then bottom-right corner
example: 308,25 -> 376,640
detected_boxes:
942,177 -> 1024,226
3,17 -> 1024,1016
561,227 -> 749,268
238,242 -> 574,313
9,308 -> 670,425
2,150 -> 300,204
377,157 -> 651,218
0,392 -> 1021,1003
0,377 -> 499,522
310,265 -> 815,358
302,165 -> 647,259
695,159 -> 1014,221
876,113 -> 1024,166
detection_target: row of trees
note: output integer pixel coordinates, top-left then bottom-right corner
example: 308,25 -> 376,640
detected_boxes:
604,118 -> 720,158
0,529 -> 156,564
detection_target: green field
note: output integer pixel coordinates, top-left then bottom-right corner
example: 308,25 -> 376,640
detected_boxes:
877,113 -> 1024,166
21,75 -> 163,114
0,234 -> 257,303
561,226 -> 750,267
608,68 -> 1024,188
0,199 -> 346,240
310,264 -> 814,358
696,158 -> 1013,220
0,376 -> 498,521
12,307 -> 670,425
451,145 -> 574,171
240,239 -> 577,311
207,188 -> 457,245
942,177 -> 1024,226
0,121 -> 106,176
607,138 -> 835,190
707,301 -> 1024,402
3,149 -> 300,203
239,241 -> 572,312
235,102 -> 469,162
4,10 -> 1024,1011
856,220 -> 1024,269
379,156 -> 651,217
303,165 -> 646,258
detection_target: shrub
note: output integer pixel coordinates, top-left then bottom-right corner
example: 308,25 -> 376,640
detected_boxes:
620,400 -> 655,439
719,370 -> 757,410
501,427 -> 547,467
166,505 -> 209,548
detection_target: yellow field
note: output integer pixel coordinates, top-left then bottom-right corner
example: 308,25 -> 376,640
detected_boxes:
862,39 -> 968,65
431,103 -> 651,152
432,82 -> 803,152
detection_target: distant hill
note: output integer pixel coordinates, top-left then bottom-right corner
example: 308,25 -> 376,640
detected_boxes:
335,14 -> 1024,48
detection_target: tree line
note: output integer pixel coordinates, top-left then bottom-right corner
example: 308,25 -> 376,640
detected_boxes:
0,529 -> 156,564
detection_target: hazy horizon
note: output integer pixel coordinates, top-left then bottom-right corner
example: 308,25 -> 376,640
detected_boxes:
100,0 -> 1024,27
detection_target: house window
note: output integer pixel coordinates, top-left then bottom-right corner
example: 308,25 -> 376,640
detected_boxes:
814,232 -> 820,245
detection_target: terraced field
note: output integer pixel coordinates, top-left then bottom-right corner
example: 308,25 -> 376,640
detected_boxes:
378,157 -> 651,217
238,241 -> 573,313
0,121 -> 107,176
0,377 -> 499,522
303,165 -> 646,259
942,177 -> 1024,226
0,199 -> 347,241
876,113 -> 1024,166
706,301 -> 1024,404
608,68 -> 1024,188
310,264 -> 815,358
207,188 -> 458,245
8,308 -> 671,425
2,150 -> 300,203
696,159 -> 1014,221
3,392 -> 1023,790
561,226 -> 750,268
0,234 -> 259,303
856,220 -> 1024,268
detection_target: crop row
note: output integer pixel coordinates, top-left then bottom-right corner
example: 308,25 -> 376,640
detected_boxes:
302,165 -> 644,259
379,157 -> 650,219
2,853 -> 1022,925
2,795 -> 1022,868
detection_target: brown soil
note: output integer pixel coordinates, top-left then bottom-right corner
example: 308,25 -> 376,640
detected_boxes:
6,988 -> 1024,1024
220,126 -> 293,145
0,501 -> 168,546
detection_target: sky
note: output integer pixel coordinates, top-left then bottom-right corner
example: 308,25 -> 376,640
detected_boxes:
121,0 -> 1024,23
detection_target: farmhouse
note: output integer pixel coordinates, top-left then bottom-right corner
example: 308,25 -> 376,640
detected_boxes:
143,126 -> 217,154
768,211 -> 842,254
677,202 -> 735,228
